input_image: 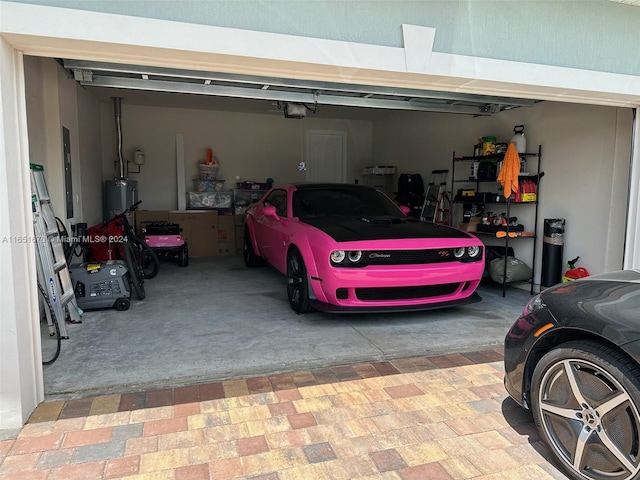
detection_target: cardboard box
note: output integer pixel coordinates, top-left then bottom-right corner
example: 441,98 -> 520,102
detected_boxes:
169,210 -> 218,257
217,215 -> 236,256
135,210 -> 169,236
234,214 -> 246,226
459,217 -> 481,232
235,226 -> 245,255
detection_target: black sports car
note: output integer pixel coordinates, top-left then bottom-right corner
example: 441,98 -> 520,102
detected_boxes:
504,270 -> 640,480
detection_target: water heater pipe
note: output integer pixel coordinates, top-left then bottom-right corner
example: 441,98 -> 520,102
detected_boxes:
113,97 -> 125,179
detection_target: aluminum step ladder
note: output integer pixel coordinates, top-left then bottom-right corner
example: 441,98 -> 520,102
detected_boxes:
433,186 -> 452,225
31,163 -> 82,338
420,169 -> 450,223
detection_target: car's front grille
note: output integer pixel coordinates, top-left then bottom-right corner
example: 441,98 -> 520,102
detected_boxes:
355,283 -> 460,301
356,249 -> 476,266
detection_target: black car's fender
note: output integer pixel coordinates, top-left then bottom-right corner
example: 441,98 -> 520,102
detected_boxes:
504,307 -> 558,408
508,326 -> 637,409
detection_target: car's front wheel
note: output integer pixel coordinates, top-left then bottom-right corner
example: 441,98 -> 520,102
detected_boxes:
286,248 -> 311,314
243,226 -> 263,268
531,341 -> 640,480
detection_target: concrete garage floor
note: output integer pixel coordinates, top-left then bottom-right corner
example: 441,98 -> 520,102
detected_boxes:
44,256 -> 532,401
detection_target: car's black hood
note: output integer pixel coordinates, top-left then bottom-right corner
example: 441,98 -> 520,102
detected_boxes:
301,215 -> 473,242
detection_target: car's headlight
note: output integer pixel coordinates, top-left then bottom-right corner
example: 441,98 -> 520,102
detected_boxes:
453,245 -> 482,262
330,250 -> 346,263
467,245 -> 481,258
331,250 -> 363,266
348,250 -> 362,262
522,294 -> 547,316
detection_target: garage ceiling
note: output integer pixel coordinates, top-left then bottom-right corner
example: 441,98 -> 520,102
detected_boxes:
62,59 -> 539,118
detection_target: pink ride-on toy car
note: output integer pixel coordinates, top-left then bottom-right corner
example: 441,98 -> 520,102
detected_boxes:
142,221 -> 188,267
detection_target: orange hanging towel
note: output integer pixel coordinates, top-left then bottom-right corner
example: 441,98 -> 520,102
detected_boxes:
497,142 -> 520,199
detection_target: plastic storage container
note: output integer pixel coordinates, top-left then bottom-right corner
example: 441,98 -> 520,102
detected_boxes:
233,189 -> 268,207
188,191 -> 233,209
510,125 -> 527,153
482,136 -> 497,155
193,179 -> 225,192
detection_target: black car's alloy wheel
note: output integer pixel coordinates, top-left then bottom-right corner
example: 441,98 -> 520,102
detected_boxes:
531,341 -> 640,480
286,249 -> 311,314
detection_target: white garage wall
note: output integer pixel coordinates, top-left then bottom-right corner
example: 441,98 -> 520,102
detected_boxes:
23,57 -> 45,163
24,57 -> 104,228
99,103 -> 374,211
372,102 -> 633,283
23,57 -> 61,209
76,79 -> 104,227
56,62 -> 82,228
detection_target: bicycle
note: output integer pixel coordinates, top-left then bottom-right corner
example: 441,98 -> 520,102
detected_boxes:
38,282 -> 61,365
86,201 -> 160,300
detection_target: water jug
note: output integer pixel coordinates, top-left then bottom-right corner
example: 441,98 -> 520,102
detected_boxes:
510,125 -> 526,153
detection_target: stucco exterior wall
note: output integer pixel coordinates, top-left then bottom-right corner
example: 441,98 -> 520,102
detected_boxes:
6,0 -> 640,76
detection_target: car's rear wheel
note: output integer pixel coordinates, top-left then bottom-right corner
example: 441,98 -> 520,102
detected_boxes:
243,226 -> 263,268
286,248 -> 311,314
531,341 -> 640,480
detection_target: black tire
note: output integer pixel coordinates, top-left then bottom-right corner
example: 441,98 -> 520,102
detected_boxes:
115,298 -> 130,311
244,226 -> 263,268
531,341 -> 640,480
286,248 -> 312,314
38,283 -> 61,366
178,246 -> 189,267
124,241 -> 145,300
130,235 -> 160,279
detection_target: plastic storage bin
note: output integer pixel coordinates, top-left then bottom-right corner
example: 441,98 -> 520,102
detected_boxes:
193,179 -> 225,192
188,191 -> 233,209
233,189 -> 268,207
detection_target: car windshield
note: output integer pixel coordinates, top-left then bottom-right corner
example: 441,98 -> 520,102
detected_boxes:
292,187 -> 402,218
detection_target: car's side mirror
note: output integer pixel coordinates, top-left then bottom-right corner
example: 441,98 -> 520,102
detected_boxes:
263,205 -> 280,220
399,205 -> 411,215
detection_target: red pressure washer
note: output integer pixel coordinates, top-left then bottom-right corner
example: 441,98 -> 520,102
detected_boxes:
562,256 -> 590,282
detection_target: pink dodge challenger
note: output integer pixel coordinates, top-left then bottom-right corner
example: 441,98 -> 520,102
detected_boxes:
244,183 -> 484,314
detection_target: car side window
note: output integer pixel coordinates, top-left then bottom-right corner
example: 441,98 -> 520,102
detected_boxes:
264,189 -> 287,217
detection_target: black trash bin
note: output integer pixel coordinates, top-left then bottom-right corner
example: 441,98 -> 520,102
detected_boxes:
541,218 -> 565,287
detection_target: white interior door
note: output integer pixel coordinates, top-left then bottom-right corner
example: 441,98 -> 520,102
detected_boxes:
305,130 -> 346,182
